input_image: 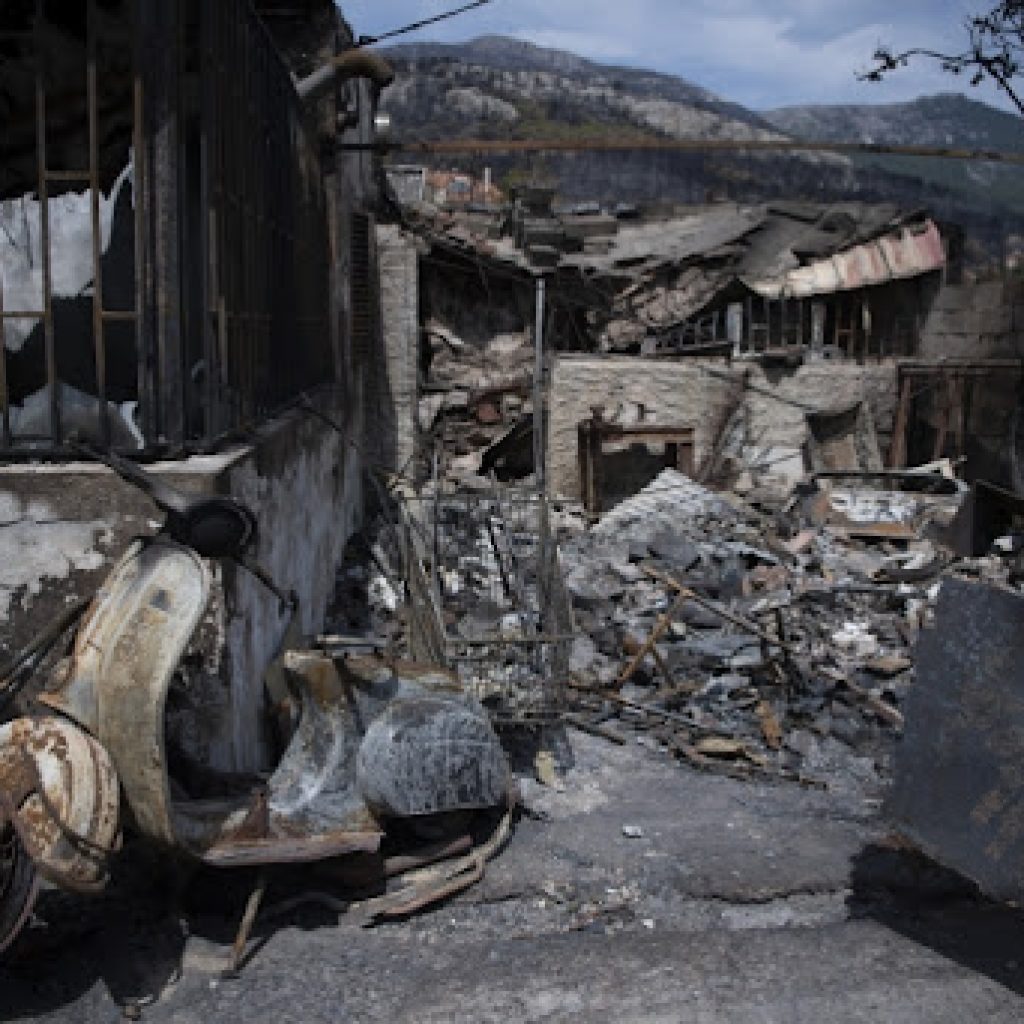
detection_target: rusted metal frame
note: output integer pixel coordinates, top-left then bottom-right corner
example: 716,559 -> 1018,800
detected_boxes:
35,0 -> 59,445
265,77 -> 277,413
223,5 -> 237,428
950,373 -> 967,461
931,369 -> 951,462
202,0 -> 223,441
262,30 -> 274,408
167,0 -> 187,446
86,0 -> 110,445
243,8 -> 257,421
235,5 -> 250,423
254,31 -> 268,417
233,8 -> 247,423
889,370 -> 913,468
136,0 -> 186,448
218,1 -> 233,430
270,65 -> 284,409
216,2 -> 230,430
259,25 -> 275,414
130,0 -> 152,446
242,8 -> 256,423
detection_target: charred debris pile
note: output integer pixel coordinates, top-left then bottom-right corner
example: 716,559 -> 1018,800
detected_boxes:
332,456 -> 1022,796
555,465 -> 1020,788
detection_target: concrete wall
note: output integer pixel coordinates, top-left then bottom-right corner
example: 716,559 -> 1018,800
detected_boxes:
919,278 -> 1024,360
373,224 -> 420,474
547,355 -> 898,500
0,394 -> 363,773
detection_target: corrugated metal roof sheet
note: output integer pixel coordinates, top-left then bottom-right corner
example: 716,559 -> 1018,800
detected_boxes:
746,219 -> 945,299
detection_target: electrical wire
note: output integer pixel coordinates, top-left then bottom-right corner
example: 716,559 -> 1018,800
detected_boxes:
357,0 -> 494,47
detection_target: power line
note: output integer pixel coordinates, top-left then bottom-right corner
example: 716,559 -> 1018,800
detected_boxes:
357,0 -> 494,47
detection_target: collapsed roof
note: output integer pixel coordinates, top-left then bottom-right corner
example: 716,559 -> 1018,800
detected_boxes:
407,199 -> 946,351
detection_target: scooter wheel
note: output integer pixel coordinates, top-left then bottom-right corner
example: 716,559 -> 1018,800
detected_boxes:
0,821 -> 39,955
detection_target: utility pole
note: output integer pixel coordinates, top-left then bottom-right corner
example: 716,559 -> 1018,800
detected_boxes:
532,272 -> 546,495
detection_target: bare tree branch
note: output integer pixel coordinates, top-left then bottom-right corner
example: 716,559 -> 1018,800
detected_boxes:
860,2 -> 1024,117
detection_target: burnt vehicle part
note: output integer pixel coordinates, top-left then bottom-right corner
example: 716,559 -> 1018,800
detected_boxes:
71,438 -> 293,607
71,440 -> 257,561
31,540 -> 507,859
888,577 -> 1024,904
0,596 -> 92,720
33,537 -> 378,864
0,716 -> 120,953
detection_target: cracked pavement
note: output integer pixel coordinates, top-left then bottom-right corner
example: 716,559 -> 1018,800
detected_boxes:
2,730 -> 1023,1022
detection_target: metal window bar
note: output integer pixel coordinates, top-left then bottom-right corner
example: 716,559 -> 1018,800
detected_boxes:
36,0 -> 57,446
1,0 -> 334,457
0,2 -> 143,453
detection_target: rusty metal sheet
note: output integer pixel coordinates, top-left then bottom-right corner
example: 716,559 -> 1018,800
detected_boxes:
38,537 -> 211,847
197,653 -> 508,866
196,654 -> 382,867
0,716 -> 119,893
888,577 -> 1024,903
749,220 -> 945,299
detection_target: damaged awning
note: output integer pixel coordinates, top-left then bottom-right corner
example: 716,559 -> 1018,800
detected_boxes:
746,219 -> 945,300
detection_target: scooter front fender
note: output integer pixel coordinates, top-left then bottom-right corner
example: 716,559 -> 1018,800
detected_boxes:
39,536 -> 210,847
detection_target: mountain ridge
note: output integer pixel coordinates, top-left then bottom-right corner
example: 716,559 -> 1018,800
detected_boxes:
763,93 -> 1024,216
379,35 -> 1023,242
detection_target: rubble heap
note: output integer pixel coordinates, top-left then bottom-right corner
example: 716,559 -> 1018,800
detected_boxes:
558,468 -> 988,786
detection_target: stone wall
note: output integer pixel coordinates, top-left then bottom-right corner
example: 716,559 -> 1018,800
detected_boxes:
919,278 -> 1024,360
547,355 -> 898,501
0,393 -> 363,772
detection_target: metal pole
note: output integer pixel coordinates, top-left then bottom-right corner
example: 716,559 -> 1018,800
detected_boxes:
533,274 -> 545,494
36,0 -> 59,446
87,0 -> 110,446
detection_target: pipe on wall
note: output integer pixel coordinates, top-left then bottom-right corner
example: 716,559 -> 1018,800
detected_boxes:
296,49 -> 395,103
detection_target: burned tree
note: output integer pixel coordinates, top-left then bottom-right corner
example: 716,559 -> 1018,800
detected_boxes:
863,2 -> 1024,116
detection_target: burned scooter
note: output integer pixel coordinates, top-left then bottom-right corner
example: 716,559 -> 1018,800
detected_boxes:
0,445 -> 511,956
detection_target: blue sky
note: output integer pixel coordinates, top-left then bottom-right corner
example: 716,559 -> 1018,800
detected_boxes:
338,0 -> 1019,112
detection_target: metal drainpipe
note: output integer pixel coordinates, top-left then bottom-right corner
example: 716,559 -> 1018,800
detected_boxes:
295,49 -> 396,103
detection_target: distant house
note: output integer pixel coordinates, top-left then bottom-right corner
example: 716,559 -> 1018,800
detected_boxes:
423,169 -> 503,208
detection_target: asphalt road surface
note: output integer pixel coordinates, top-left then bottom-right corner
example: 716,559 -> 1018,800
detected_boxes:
3,731 -> 1022,1023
